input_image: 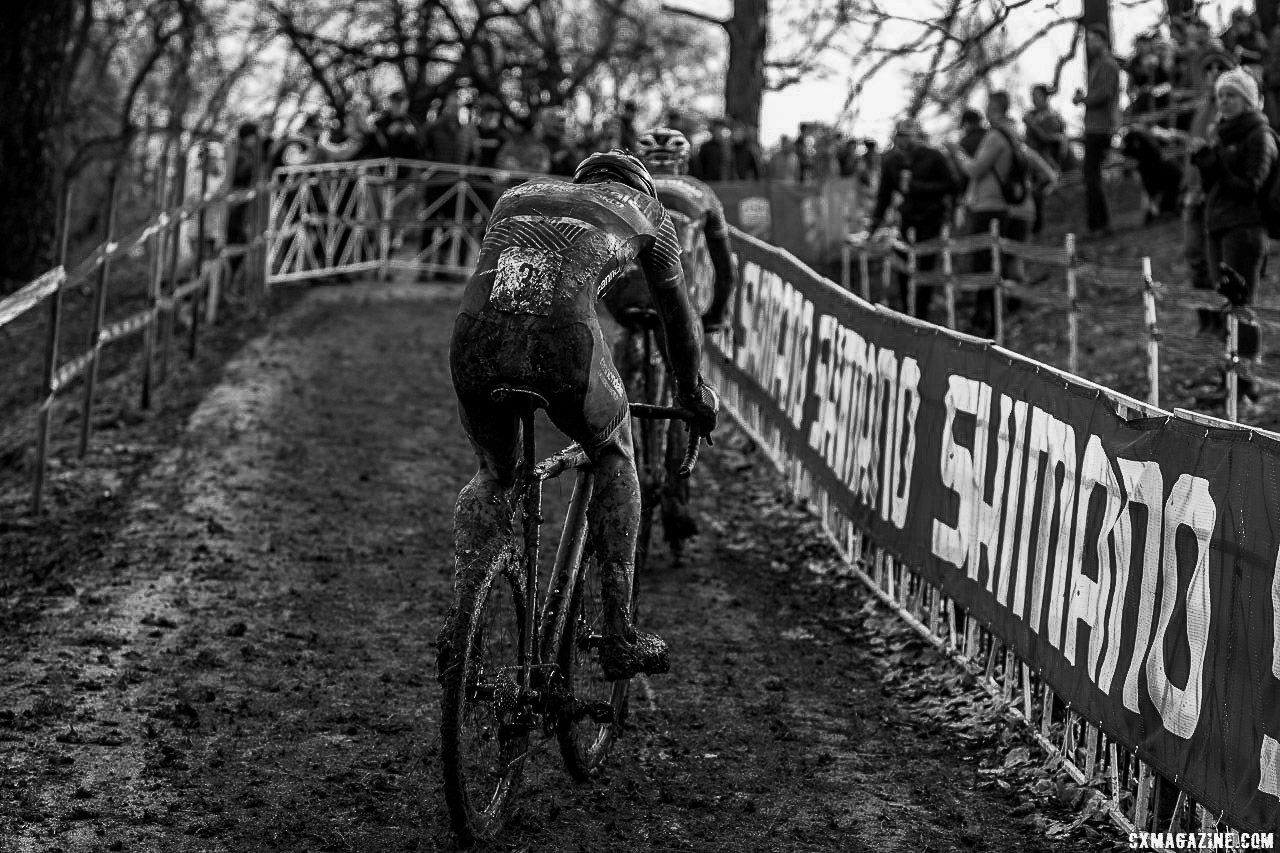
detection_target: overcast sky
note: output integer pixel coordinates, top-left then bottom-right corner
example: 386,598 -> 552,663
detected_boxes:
662,0 -> 1240,147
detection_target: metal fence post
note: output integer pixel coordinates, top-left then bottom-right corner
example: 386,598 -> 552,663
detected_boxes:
32,185 -> 74,513
1142,257 -> 1159,407
78,171 -> 121,457
1065,233 -> 1079,375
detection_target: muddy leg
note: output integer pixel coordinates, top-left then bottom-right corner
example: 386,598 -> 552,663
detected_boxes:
585,418 -> 640,640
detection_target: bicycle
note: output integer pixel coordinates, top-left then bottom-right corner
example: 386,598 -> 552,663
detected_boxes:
613,306 -> 696,568
437,388 -> 703,846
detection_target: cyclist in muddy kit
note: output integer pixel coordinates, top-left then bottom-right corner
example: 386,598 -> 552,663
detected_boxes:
601,127 -> 736,547
449,150 -> 719,680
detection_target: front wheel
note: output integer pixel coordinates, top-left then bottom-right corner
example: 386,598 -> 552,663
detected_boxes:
438,544 -> 530,845
556,551 -> 630,780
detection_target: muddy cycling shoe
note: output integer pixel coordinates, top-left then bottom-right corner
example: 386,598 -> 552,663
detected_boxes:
598,631 -> 670,681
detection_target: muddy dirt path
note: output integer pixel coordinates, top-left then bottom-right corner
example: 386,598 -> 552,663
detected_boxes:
0,283 -> 1114,852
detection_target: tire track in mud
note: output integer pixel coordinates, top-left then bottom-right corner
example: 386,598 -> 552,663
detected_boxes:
0,282 -> 1107,852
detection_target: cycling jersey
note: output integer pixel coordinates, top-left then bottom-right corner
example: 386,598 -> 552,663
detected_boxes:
452,177 -> 688,453
602,174 -> 733,322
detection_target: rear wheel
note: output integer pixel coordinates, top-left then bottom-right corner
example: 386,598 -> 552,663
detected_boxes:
439,545 -> 530,845
556,551 -> 630,780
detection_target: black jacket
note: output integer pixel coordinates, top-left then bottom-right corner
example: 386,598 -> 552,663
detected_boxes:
1193,110 -> 1277,235
870,143 -> 963,230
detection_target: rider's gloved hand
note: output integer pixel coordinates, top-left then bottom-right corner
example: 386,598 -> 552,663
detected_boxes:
677,378 -> 719,445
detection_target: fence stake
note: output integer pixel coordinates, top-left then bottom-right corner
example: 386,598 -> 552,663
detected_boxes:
1135,761 -> 1154,830
942,225 -> 957,330
141,153 -> 172,411
990,217 -> 1004,345
381,160 -> 396,281
905,227 -> 918,317
1142,257 -> 1159,407
78,172 -> 121,458
32,184 -> 75,513
879,238 -> 892,307
189,146 -> 210,360
841,239 -> 851,291
1066,233 -> 1079,374
858,244 -> 871,302
1226,311 -> 1239,423
158,151 -> 188,386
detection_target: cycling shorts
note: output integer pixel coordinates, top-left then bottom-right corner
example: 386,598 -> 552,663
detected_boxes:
450,312 -> 630,460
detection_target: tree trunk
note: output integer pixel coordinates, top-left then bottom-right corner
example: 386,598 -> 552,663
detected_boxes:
1079,0 -> 1110,36
724,0 -> 767,133
0,3 -> 76,292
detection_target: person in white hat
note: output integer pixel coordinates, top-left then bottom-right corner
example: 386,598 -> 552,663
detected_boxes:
1187,66 -> 1277,406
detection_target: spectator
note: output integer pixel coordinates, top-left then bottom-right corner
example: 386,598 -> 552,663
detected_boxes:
471,101 -> 508,169
768,135 -> 799,181
958,107 -> 987,157
540,106 -> 582,177
1024,84 -> 1070,168
1126,33 -> 1175,121
1189,66 -> 1277,405
593,116 -> 626,152
836,136 -> 860,177
694,117 -> 736,181
858,139 -> 880,190
226,122 -> 265,249
1183,45 -> 1235,293
421,93 -> 473,165
1073,23 -> 1121,238
948,90 -> 1018,336
495,115 -> 551,173
868,118 -> 963,320
731,122 -> 764,181
368,90 -> 422,160
1222,9 -> 1267,82
618,99 -> 639,150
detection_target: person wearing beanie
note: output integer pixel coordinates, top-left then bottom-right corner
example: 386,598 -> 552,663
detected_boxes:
1187,62 -> 1277,406
1181,49 -> 1236,294
1073,24 -> 1121,237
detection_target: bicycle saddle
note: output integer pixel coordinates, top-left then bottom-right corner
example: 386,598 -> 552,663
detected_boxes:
490,386 -> 549,410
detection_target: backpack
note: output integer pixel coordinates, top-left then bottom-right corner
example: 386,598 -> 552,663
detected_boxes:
991,126 -> 1030,206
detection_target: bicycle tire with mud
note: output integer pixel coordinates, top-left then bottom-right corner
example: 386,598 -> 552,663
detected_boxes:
555,550 -> 631,780
438,544 -> 530,845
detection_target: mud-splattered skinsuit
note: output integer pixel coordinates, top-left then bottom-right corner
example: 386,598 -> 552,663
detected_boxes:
450,177 -> 702,639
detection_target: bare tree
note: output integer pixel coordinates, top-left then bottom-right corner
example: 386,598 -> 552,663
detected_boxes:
0,3 -> 78,290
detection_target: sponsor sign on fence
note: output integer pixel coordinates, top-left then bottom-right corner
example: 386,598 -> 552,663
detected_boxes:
707,228 -> 1280,833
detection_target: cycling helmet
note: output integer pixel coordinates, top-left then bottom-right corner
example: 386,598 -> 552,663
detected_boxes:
635,127 -> 691,172
572,149 -> 656,197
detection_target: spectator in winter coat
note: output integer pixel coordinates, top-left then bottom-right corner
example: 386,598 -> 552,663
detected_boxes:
868,118 -> 963,320
1074,23 -> 1121,237
1189,66 -> 1277,403
1024,85 -> 1070,169
1222,9 -> 1268,82
1183,46 -> 1235,293
949,90 -> 1019,335
368,91 -> 423,160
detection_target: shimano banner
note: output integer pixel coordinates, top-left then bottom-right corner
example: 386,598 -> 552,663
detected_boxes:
708,230 -> 1280,833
